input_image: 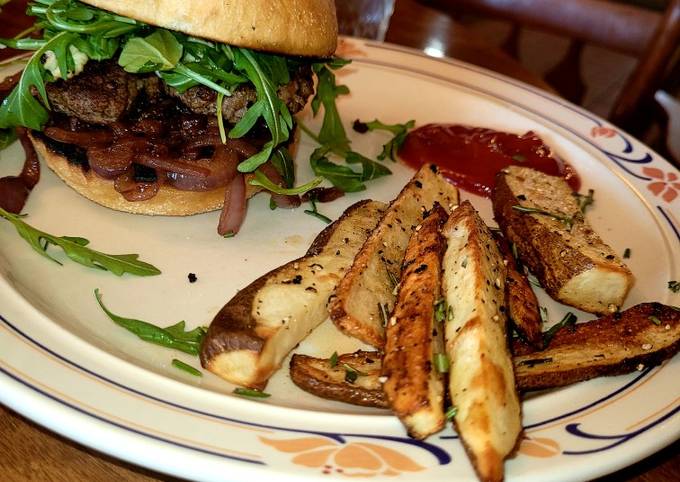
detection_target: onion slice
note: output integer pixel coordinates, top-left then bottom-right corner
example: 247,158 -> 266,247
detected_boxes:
217,174 -> 246,236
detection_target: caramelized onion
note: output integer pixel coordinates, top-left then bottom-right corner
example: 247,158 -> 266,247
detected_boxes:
0,128 -> 40,213
87,141 -> 140,179
167,145 -> 238,191
17,128 -> 40,189
218,174 -> 246,236
137,154 -> 211,177
44,127 -> 113,147
114,169 -> 160,201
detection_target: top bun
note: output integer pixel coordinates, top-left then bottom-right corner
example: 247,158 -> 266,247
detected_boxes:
81,0 -> 338,57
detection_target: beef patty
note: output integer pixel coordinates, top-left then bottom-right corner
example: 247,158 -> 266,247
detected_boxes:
45,61 -> 314,126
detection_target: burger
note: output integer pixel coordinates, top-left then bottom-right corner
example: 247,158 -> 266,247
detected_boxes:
0,0 -> 338,235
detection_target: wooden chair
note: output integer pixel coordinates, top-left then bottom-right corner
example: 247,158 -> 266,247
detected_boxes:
418,0 -> 680,142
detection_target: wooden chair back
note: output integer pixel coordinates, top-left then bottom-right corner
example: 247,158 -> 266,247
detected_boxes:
420,0 -> 680,137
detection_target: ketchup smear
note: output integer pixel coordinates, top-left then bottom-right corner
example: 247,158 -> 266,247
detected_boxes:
399,124 -> 580,197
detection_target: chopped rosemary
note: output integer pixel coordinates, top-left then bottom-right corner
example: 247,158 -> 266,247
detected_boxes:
434,353 -> 450,373
445,406 -> 457,420
233,387 -> 271,398
575,189 -> 595,213
649,316 -> 662,326
539,306 -> 548,324
329,351 -> 339,368
378,302 -> 389,327
542,312 -> 577,348
512,205 -> 574,230
668,281 -> 680,293
623,248 -> 631,259
171,359 -> 202,377
461,256 -> 468,268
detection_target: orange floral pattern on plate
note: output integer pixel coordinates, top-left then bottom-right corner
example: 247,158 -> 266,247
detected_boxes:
643,167 -> 680,203
335,38 -> 368,58
260,436 -> 425,477
518,436 -> 562,458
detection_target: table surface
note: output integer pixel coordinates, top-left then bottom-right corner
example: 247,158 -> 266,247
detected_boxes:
0,0 -> 678,481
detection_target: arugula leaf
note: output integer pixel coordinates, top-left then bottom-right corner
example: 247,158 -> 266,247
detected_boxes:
0,31 -> 77,130
353,119 -> 415,161
0,207 -> 161,276
233,48 -> 291,172
312,64 -> 350,149
248,169 -> 322,195
346,150 -> 392,180
0,128 -> 17,150
270,146 -> 295,188
119,29 -> 182,73
310,155 -> 366,192
304,194 -> 332,224
95,289 -> 205,355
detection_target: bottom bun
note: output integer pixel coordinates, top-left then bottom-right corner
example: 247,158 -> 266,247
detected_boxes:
30,133 -> 263,216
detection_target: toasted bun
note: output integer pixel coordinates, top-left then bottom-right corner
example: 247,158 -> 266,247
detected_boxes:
29,133 -> 274,216
81,0 -> 338,57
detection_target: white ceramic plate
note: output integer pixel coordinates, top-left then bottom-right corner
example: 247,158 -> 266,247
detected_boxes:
1,38 -> 678,482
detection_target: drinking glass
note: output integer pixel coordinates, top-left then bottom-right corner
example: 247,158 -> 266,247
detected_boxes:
335,0 -> 396,41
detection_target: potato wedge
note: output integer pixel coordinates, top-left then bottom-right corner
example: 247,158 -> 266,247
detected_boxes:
287,304 -> 680,406
382,204 -> 448,439
329,164 -> 459,347
492,231 -> 543,349
442,201 -> 520,482
514,303 -> 680,390
493,166 -> 634,314
200,200 -> 386,389
290,351 -> 387,407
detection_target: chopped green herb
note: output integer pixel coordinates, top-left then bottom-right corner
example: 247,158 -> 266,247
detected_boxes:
542,312 -> 577,348
445,406 -> 457,420
511,154 -> 526,162
668,281 -> 680,293
434,353 -> 450,373
539,306 -> 548,324
434,298 -> 447,323
461,257 -> 468,268
171,359 -> 202,377
94,289 -> 206,355
512,205 -> 574,230
649,316 -> 662,326
342,363 -> 366,383
233,387 -> 271,398
223,231 -> 236,238
623,248 -> 631,259
329,351 -> 339,368
0,207 -> 161,276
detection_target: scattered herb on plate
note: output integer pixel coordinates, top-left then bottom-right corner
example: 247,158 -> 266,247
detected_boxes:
171,359 -> 202,377
542,312 -> 578,348
95,289 -> 206,355
669,280 -> 680,293
233,387 -> 271,398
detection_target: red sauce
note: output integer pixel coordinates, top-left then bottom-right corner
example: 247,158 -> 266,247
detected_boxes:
399,124 -> 580,197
